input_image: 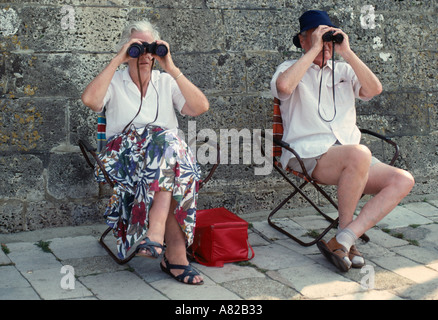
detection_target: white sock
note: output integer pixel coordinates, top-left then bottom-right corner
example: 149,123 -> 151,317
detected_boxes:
351,254 -> 365,266
336,228 -> 357,252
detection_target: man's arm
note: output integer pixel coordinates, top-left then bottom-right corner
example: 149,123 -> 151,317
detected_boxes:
332,29 -> 382,99
342,50 -> 382,99
275,26 -> 331,98
275,46 -> 319,98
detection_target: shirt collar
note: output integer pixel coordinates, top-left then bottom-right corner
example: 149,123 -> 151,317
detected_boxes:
123,67 -> 158,84
311,60 -> 334,70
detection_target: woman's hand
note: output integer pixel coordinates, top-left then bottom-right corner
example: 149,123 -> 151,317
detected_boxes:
152,40 -> 181,78
114,38 -> 144,65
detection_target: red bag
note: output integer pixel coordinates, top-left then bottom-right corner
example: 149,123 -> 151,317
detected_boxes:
190,207 -> 255,267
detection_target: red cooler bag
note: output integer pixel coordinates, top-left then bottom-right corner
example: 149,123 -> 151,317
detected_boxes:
191,207 -> 255,267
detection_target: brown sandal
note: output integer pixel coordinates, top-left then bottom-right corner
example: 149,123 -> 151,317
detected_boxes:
317,238 -> 352,272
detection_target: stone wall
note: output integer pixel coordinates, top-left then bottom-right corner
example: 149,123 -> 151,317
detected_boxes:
1,0 -> 437,233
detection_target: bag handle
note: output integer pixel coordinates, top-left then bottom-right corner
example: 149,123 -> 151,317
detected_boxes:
247,240 -> 255,261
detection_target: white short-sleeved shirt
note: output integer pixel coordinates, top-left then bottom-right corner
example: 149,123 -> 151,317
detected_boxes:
99,67 -> 186,139
270,59 -> 369,169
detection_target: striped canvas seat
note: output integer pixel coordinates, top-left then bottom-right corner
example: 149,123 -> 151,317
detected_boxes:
272,98 -> 311,182
97,112 -> 107,153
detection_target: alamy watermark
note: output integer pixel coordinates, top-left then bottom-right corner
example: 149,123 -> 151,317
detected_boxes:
60,5 -> 76,31
360,265 -> 375,290
178,121 -> 273,176
60,265 -> 75,290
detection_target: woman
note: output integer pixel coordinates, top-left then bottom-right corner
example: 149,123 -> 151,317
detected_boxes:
82,20 -> 209,285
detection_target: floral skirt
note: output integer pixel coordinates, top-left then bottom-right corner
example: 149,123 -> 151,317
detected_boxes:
95,126 -> 200,259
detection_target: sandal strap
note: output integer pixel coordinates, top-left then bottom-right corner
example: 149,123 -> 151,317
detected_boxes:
177,268 -> 197,283
327,238 -> 349,255
349,245 -> 363,258
136,237 -> 164,257
162,256 -> 201,284
162,256 -> 191,270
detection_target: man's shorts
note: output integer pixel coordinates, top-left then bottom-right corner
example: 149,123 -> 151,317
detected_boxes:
287,152 -> 381,178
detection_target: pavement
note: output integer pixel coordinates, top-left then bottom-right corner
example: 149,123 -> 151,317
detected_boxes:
1,196 -> 438,302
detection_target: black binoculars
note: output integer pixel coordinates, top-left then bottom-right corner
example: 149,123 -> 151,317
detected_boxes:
127,42 -> 168,58
322,31 -> 344,44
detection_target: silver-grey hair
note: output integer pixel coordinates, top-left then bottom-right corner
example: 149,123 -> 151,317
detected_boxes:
116,20 -> 161,51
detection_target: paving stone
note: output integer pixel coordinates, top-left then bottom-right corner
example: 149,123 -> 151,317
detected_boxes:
275,263 -> 362,299
222,276 -> 300,300
62,255 -> 128,277
248,231 -> 270,246
365,228 -> 409,248
392,279 -> 438,300
377,206 -> 433,229
80,270 -> 167,300
0,265 -> 31,288
421,224 -> 438,245
293,215 -> 335,231
251,221 -> 291,241
0,249 -> 11,265
150,276 -> 240,300
427,200 -> 438,208
321,290 -> 403,300
371,255 -> 438,284
354,238 -> 398,260
392,245 -> 438,265
23,267 -> 94,300
275,238 -> 321,255
128,257 -> 169,283
403,202 -> 438,218
5,242 -> 63,272
0,287 -> 41,300
48,236 -> 108,260
194,263 -> 265,283
342,264 -> 415,291
250,243 -> 315,271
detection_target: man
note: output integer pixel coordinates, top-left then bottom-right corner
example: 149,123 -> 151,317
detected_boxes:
270,10 -> 414,272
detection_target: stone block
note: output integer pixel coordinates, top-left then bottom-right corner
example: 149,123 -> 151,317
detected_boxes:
46,152 -> 98,200
129,8 -> 225,53
0,154 -> 45,201
173,52 -> 247,94
0,98 -> 66,152
0,200 -> 25,233
223,8 -> 295,52
25,201 -> 74,230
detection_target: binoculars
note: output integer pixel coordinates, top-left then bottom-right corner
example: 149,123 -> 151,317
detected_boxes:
127,42 -> 168,58
322,31 -> 344,44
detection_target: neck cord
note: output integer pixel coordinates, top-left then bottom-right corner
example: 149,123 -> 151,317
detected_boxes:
317,43 -> 336,122
122,58 -> 159,134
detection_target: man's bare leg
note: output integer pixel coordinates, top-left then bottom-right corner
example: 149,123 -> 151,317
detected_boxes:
347,162 -> 415,237
313,144 -> 414,271
312,144 -> 372,229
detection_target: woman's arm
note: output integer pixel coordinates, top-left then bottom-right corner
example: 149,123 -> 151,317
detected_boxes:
154,40 -> 209,117
81,40 -> 139,112
81,57 -> 121,112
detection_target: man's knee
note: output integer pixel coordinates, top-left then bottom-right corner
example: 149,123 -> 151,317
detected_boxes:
345,145 -> 372,170
394,170 -> 415,196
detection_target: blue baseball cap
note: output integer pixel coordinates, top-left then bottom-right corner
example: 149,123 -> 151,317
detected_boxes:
293,10 -> 338,48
